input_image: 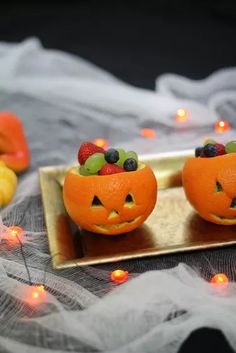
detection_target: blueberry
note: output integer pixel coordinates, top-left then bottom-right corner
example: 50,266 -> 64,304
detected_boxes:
124,158 -> 138,171
105,148 -> 119,163
203,144 -> 218,157
195,147 -> 203,157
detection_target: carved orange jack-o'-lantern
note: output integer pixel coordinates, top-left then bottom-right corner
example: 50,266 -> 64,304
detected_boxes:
182,153 -> 236,225
63,163 -> 157,235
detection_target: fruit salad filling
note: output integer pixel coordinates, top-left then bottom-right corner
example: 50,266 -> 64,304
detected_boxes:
195,140 -> 236,158
77,142 -> 139,175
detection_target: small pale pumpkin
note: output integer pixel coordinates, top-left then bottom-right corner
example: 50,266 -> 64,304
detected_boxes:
63,162 -> 157,235
0,161 -> 17,207
182,153 -> 236,225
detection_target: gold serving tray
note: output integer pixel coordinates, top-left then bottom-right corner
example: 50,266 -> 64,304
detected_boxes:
39,150 -> 236,269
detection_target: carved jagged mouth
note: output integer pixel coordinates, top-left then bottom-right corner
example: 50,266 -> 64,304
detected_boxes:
212,214 -> 236,222
95,216 -> 141,231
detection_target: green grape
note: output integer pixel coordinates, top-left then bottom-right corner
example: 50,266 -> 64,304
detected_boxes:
126,151 -> 138,162
79,165 -> 97,176
225,141 -> 236,154
203,139 -> 216,146
84,153 -> 106,173
116,148 -> 126,167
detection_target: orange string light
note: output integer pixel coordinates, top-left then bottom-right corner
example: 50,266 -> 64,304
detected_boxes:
1,224 -> 47,305
140,128 -> 156,139
214,120 -> 231,133
111,269 -> 129,284
25,285 -> 46,305
5,226 -> 24,243
175,109 -> 189,122
210,273 -> 229,289
8,226 -> 24,237
93,138 -> 109,149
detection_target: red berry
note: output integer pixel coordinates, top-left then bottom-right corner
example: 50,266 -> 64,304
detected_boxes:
78,142 -> 105,165
99,163 -> 124,175
215,143 -> 225,156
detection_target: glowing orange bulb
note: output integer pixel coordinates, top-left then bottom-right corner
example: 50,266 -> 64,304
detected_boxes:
32,291 -> 39,299
25,285 -> 46,305
214,120 -> 230,133
175,109 -> 189,122
8,226 -> 24,237
92,138 -> 109,149
210,273 -> 229,289
140,128 -> 156,139
111,269 -> 129,284
4,226 -> 24,243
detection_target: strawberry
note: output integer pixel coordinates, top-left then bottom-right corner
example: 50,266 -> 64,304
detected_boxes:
78,142 -> 105,165
99,163 -> 124,175
200,151 -> 206,158
215,143 -> 226,156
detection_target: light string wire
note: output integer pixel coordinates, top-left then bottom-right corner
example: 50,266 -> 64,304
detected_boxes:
0,199 -> 34,286
15,234 -> 32,285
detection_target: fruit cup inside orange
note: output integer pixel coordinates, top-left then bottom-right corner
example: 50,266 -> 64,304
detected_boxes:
183,140 -> 236,225
63,142 -> 157,235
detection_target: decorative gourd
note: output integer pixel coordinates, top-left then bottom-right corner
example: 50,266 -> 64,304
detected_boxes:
63,163 -> 157,235
0,112 -> 30,172
182,153 -> 236,225
0,161 -> 17,206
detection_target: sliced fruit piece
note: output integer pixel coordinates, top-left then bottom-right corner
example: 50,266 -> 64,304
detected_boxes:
124,158 -> 138,171
105,148 -> 119,164
78,142 -> 105,165
99,163 -> 124,175
84,153 -> 106,173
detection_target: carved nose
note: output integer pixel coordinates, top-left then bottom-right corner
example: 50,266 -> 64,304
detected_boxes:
230,198 -> 236,209
108,209 -> 119,219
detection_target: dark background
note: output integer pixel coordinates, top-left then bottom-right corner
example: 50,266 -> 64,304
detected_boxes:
0,0 -> 236,89
0,1 -> 236,352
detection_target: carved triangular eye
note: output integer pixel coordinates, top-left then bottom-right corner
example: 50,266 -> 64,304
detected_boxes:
125,194 -> 133,203
215,181 -> 223,192
124,193 -> 135,208
230,198 -> 236,209
91,196 -> 103,207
